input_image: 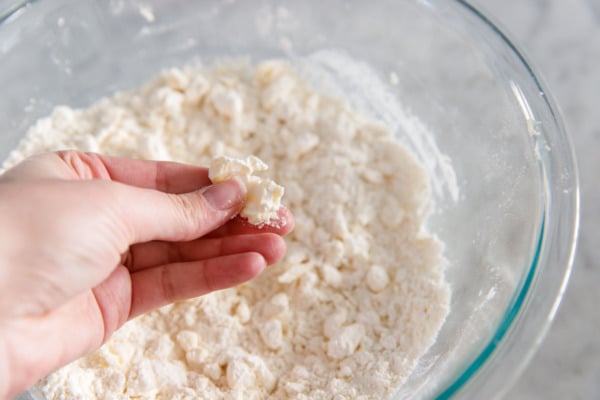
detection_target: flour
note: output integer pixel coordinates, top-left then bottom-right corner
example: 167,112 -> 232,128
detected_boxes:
4,60 -> 450,399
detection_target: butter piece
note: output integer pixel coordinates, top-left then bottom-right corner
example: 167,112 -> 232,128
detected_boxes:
209,155 -> 284,226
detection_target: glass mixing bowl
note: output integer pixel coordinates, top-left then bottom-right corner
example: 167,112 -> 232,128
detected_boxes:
1,0 -> 578,399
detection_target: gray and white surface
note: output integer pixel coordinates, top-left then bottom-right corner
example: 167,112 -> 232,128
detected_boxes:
474,0 -> 600,398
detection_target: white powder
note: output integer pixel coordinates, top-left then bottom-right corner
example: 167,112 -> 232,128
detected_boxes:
4,60 -> 450,399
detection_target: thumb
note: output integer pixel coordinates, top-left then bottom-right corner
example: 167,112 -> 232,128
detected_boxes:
115,179 -> 246,244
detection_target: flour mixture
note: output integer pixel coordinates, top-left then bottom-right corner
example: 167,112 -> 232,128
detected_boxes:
4,60 -> 450,399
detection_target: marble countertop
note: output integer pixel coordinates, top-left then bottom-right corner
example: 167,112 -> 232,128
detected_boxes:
473,0 -> 600,398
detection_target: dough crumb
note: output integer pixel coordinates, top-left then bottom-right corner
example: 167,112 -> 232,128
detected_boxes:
366,264 -> 390,292
208,155 -> 284,226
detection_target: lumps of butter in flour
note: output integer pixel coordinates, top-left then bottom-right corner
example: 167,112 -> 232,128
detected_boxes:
208,155 -> 284,226
4,59 -> 451,400
366,264 -> 390,293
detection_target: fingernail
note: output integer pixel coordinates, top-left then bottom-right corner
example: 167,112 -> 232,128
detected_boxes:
202,179 -> 246,210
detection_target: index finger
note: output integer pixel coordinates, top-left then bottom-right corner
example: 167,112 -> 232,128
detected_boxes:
97,154 -> 211,194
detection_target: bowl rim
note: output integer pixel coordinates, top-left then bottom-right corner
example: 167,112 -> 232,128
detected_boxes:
433,1 -> 579,399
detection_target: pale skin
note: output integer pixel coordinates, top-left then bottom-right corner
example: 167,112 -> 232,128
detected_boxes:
0,150 -> 294,399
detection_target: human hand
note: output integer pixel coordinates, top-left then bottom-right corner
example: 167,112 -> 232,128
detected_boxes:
0,150 -> 294,398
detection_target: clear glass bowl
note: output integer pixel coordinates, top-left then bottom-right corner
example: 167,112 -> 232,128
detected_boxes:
1,0 -> 578,399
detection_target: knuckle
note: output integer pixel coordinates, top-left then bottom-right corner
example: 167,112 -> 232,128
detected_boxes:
168,193 -> 208,232
56,150 -> 109,179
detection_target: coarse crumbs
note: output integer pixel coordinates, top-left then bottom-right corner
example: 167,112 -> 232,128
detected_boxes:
3,59 -> 450,399
208,155 -> 285,227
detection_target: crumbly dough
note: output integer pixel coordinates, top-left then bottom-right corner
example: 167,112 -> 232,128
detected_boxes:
3,60 -> 450,399
208,155 -> 284,226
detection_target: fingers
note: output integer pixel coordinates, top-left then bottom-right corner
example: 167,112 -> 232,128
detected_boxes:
114,178 -> 246,243
5,151 -> 294,246
129,252 -> 266,318
2,151 -> 211,194
128,233 -> 287,271
58,151 -> 212,193
94,153 -> 212,193
206,207 -> 295,238
90,266 -> 132,342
